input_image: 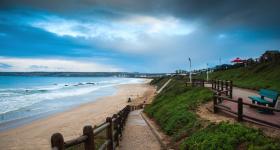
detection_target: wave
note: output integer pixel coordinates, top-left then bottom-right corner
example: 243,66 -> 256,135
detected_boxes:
0,78 -> 145,115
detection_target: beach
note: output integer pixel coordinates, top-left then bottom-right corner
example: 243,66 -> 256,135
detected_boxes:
0,79 -> 155,150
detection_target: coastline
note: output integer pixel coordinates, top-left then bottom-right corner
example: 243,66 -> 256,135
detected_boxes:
0,79 -> 155,150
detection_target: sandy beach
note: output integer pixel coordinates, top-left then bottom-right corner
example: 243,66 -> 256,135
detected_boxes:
0,79 -> 155,150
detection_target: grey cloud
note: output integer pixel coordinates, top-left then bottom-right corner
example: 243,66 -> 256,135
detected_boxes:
1,0 -> 280,29
1,0 -> 280,72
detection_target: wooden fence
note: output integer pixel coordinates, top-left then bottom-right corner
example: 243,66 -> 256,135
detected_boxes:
213,93 -> 280,129
211,80 -> 233,98
186,79 -> 205,87
51,104 -> 144,150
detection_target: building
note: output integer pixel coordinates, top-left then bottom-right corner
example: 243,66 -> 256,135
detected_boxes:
260,50 -> 280,63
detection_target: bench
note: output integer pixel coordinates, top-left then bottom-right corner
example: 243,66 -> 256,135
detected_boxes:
248,89 -> 279,107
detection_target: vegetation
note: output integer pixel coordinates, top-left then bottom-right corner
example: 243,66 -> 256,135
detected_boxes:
208,62 -> 280,92
150,76 -> 170,90
146,76 -> 212,140
180,122 -> 279,150
145,76 -> 280,149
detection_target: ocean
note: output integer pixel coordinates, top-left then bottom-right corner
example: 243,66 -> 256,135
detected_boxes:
0,76 -> 145,130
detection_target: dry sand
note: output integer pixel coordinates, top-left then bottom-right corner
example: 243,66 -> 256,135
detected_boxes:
0,79 -> 155,150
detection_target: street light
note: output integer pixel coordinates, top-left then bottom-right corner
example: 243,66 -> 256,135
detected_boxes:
206,63 -> 209,82
189,57 -> 192,84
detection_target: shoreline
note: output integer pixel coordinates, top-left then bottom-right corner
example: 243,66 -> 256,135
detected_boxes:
0,86 -> 116,132
0,79 -> 155,150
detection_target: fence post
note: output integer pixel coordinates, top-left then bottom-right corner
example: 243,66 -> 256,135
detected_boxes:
229,81 -> 233,98
213,79 -> 217,90
215,80 -> 217,90
213,93 -> 218,113
225,81 -> 229,97
221,80 -> 224,92
106,117 -> 114,150
237,98 -> 243,121
119,111 -> 124,136
217,80 -> 220,91
202,79 -> 205,87
51,133 -> 65,150
211,80 -> 214,89
217,92 -> 222,103
191,79 -> 194,87
83,125 -> 94,150
113,114 -> 119,146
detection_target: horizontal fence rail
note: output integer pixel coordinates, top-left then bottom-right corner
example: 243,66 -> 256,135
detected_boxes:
186,79 -> 205,87
51,104 -> 145,150
212,80 -> 233,98
213,94 -> 280,129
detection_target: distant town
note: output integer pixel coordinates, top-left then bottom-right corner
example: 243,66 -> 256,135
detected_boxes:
0,50 -> 279,78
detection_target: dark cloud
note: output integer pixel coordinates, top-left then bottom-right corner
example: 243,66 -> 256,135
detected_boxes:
1,0 -> 280,29
0,23 -> 88,57
0,0 -> 280,72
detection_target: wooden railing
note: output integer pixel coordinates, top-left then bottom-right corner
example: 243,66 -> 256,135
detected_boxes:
213,93 -> 280,129
51,104 -> 144,150
186,79 -> 205,87
211,80 -> 233,98
130,104 -> 145,111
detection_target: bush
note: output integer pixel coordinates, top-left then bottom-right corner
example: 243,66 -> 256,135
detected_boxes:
180,122 -> 280,150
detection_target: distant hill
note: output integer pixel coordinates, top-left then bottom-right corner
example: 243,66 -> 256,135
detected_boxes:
208,62 -> 280,92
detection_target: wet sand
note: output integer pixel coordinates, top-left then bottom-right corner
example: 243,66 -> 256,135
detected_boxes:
0,80 -> 155,150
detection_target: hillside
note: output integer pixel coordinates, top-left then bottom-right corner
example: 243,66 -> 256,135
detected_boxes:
145,76 -> 280,149
208,62 -> 280,92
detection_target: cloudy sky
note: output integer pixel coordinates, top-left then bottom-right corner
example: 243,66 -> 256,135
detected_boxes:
0,0 -> 280,72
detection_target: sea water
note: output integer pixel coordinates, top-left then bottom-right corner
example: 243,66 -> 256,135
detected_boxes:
0,76 -> 145,130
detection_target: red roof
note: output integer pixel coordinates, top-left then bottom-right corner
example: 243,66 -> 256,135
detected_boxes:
231,57 -> 244,63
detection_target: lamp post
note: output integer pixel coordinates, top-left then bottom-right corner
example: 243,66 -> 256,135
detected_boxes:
206,63 -> 209,82
189,57 -> 192,84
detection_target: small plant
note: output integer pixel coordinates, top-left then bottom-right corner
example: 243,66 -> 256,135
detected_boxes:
180,122 -> 280,150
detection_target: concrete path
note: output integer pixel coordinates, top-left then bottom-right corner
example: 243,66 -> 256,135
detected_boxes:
156,79 -> 172,94
225,87 -> 280,126
119,109 -> 161,150
205,84 -> 280,127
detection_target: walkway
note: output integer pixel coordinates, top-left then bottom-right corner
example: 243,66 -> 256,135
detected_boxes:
119,109 -> 161,150
156,79 -> 172,94
205,84 -> 280,127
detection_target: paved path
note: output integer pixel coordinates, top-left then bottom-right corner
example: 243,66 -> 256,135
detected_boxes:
205,84 -> 280,127
156,79 -> 172,94
227,87 -> 280,126
119,109 -> 161,150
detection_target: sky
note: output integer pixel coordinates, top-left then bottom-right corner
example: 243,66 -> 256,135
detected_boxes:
0,0 -> 280,73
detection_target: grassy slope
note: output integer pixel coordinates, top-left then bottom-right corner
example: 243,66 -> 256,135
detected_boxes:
208,62 -> 280,92
150,77 -> 170,90
145,76 -> 280,150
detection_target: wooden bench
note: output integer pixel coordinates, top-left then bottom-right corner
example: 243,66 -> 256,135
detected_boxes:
248,89 -> 279,107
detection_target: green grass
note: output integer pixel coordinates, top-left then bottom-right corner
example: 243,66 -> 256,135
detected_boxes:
145,76 -> 280,150
180,122 -> 280,150
146,77 -> 212,140
206,62 -> 280,92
